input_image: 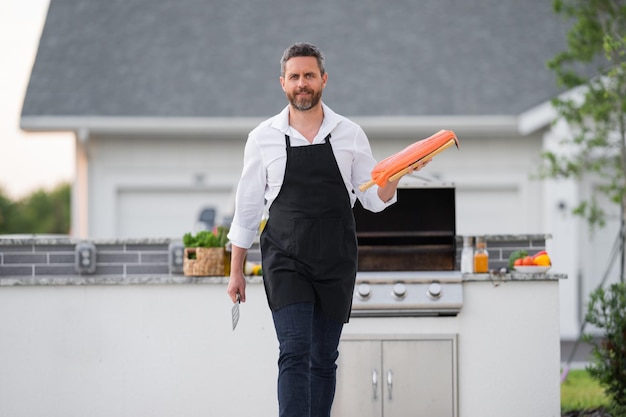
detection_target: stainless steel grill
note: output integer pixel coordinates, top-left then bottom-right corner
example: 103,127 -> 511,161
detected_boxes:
351,178 -> 464,317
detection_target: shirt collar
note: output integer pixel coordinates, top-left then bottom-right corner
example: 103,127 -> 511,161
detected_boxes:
270,102 -> 341,138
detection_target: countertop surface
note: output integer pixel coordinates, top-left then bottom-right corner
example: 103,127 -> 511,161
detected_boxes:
0,272 -> 564,287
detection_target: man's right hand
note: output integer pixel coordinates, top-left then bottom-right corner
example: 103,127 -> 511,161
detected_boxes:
227,244 -> 248,303
227,272 -> 246,303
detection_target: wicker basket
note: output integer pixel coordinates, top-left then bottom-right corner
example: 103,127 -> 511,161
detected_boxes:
183,247 -> 227,276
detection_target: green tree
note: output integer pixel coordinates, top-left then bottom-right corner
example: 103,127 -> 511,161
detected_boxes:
585,282 -> 626,416
541,0 -> 626,230
0,183 -> 71,234
545,2 -> 626,415
0,187 -> 13,232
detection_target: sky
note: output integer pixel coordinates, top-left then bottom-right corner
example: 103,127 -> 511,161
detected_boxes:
0,0 -> 74,200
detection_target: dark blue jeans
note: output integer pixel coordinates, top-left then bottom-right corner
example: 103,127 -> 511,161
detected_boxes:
271,302 -> 344,417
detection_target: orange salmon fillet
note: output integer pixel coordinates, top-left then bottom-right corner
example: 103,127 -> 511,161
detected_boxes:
360,130 -> 459,191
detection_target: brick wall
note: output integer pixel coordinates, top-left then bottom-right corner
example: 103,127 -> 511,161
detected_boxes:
0,238 -> 177,277
455,235 -> 548,271
1,235 -> 549,278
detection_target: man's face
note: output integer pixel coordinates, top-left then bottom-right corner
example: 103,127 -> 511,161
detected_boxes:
280,56 -> 327,111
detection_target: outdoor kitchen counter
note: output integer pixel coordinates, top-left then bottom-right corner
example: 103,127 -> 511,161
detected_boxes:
0,236 -> 564,417
0,273 -> 565,286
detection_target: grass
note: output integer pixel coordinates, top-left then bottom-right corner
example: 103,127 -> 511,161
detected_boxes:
561,368 -> 610,412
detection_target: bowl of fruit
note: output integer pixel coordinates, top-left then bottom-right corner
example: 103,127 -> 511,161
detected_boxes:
509,250 -> 551,273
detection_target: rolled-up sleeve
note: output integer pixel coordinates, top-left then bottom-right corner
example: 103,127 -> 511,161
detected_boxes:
227,136 -> 266,249
351,127 -> 397,213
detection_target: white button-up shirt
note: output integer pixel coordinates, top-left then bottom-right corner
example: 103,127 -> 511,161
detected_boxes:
227,103 -> 396,249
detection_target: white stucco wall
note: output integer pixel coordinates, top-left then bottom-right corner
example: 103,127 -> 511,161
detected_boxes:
0,283 -> 278,417
0,279 -> 561,417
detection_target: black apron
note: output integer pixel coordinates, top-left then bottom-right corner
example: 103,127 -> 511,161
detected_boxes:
260,133 -> 358,323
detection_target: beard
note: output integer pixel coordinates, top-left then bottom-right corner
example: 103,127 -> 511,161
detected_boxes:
287,87 -> 322,111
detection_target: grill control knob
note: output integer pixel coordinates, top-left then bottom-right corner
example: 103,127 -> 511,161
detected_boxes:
357,283 -> 371,300
427,282 -> 442,299
392,283 -> 407,300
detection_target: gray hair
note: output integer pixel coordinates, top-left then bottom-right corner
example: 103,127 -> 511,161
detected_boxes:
280,43 -> 326,77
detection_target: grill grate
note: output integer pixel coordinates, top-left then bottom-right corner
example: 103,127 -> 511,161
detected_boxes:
353,184 -> 456,272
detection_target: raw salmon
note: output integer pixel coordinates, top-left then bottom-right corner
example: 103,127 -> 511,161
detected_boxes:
360,130 -> 459,191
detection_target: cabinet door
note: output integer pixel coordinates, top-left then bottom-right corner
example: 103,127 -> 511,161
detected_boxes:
382,340 -> 454,417
332,340 -> 382,417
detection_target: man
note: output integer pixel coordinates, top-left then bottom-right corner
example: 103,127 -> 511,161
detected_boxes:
226,43 -> 425,417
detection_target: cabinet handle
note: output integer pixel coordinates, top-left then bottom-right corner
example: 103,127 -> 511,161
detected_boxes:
387,370 -> 393,400
372,369 -> 378,400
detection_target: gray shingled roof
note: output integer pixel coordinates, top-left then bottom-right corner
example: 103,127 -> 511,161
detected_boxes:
21,0 -> 570,119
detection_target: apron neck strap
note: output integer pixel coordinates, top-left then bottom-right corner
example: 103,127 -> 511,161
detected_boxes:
284,133 -> 332,148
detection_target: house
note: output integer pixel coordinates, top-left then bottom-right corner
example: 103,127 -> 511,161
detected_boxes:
21,0 -> 620,342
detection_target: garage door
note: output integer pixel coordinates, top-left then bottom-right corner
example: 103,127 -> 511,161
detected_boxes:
116,187 -> 234,238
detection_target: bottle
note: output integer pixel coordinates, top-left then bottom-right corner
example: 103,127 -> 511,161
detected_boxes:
474,236 -> 489,273
460,236 -> 474,273
224,241 -> 232,276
